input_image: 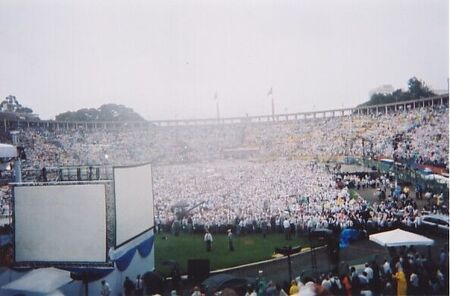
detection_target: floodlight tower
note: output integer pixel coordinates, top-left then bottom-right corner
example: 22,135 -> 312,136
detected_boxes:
10,131 -> 21,183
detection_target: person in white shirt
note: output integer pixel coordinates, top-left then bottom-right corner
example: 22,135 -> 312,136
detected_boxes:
382,259 -> 392,275
204,230 -> 213,252
321,275 -> 332,291
283,218 -> 291,240
358,272 -> 369,286
409,272 -> 419,294
364,263 -> 374,281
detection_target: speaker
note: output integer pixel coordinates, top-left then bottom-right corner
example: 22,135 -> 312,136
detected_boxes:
187,259 -> 210,281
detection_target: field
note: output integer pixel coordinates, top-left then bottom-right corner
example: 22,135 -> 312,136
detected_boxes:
154,232 -> 311,276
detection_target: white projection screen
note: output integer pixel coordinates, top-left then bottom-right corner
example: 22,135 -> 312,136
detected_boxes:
114,163 -> 154,247
14,184 -> 107,263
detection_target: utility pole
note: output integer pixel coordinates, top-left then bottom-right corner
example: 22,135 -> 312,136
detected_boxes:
271,97 -> 275,120
216,101 -> 220,121
214,92 -> 220,122
268,87 -> 274,120
275,246 -> 301,282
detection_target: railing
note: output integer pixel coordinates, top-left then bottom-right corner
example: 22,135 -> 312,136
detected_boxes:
21,165 -> 113,183
361,158 -> 448,199
0,94 -> 447,130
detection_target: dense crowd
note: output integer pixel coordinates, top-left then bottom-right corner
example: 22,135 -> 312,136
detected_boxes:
152,160 -> 447,235
12,106 -> 448,171
240,246 -> 448,296
154,160 -> 349,232
0,106 -> 447,230
0,104 -> 447,295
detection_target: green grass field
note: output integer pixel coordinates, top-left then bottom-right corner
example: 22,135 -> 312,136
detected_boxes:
154,233 -> 311,276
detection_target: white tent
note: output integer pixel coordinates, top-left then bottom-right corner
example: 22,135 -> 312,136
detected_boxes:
1,267 -> 72,295
369,228 -> 434,247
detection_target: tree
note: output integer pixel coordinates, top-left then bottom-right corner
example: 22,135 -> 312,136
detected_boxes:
0,95 -> 35,116
55,103 -> 144,122
407,77 -> 435,99
358,77 -> 436,107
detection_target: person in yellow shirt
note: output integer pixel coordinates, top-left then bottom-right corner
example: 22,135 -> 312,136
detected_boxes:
289,280 -> 299,295
393,267 -> 407,296
403,186 -> 410,198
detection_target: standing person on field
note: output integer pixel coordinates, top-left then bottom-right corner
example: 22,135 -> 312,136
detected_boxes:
228,229 -> 235,251
204,230 -> 213,252
283,218 -> 291,240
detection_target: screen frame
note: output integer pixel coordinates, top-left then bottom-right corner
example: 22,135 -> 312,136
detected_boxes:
113,162 -> 155,249
12,181 -> 110,266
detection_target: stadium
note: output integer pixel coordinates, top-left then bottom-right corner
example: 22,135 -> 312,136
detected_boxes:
0,92 -> 447,295
0,1 -> 449,295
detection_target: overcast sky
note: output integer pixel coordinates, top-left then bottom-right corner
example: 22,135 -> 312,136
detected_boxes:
0,0 -> 448,120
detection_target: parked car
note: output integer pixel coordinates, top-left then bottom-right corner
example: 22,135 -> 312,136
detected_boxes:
420,214 -> 449,235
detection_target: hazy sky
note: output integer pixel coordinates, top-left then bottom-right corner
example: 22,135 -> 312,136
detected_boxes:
0,0 -> 448,120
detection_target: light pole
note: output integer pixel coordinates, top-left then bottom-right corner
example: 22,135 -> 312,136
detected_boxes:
275,245 -> 301,282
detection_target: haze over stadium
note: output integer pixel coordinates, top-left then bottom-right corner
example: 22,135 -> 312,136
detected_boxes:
0,0 -> 448,295
0,0 -> 448,119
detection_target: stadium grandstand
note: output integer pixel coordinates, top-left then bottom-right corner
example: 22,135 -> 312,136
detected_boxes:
0,94 -> 448,295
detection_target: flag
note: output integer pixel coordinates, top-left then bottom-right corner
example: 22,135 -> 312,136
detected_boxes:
213,92 -> 218,101
267,87 -> 273,96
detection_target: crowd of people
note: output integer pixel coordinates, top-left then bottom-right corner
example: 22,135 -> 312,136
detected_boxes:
8,105 -> 447,173
153,160 -> 447,237
0,104 -> 447,294
242,247 -> 448,296
0,106 -> 446,232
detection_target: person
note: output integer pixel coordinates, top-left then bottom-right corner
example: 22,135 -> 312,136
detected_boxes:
191,286 -> 202,296
409,271 -> 419,295
41,167 -> 47,182
256,270 -> 267,296
358,272 -> 369,286
135,274 -> 143,296
364,263 -> 373,281
261,219 -> 268,238
393,267 -> 407,296
382,258 -> 392,276
340,274 -> 352,296
227,229 -> 235,251
360,284 -> 373,296
265,281 -> 277,296
244,285 -> 257,296
204,230 -> 213,252
123,276 -> 135,296
289,280 -> 299,295
350,266 -> 361,296
381,281 -> 394,296
100,280 -> 111,296
283,218 -> 291,240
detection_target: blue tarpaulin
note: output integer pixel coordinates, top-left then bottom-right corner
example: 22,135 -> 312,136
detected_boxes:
339,228 -> 359,248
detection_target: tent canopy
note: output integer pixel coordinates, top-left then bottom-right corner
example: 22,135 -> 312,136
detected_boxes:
369,228 -> 434,247
1,267 -> 72,294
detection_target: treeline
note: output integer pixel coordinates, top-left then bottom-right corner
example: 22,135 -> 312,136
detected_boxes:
359,77 -> 436,107
55,103 -> 144,122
